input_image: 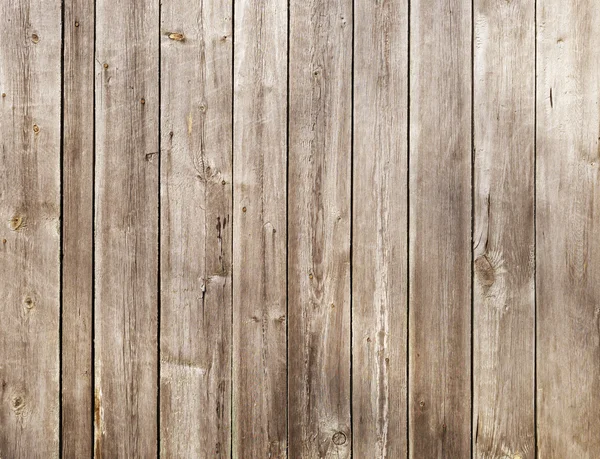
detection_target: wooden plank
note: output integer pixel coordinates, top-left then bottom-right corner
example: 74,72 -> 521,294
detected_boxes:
472,1 -> 535,458
94,0 -> 159,455
62,0 -> 94,455
0,0 -> 61,455
232,0 -> 287,456
352,0 -> 408,456
408,0 -> 472,456
288,0 -> 352,456
159,2 -> 232,457
537,1 -> 600,456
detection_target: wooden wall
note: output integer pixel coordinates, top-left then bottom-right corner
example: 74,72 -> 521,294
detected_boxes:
0,0 -> 599,457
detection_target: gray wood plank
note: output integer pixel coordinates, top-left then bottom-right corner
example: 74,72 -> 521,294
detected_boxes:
537,1 -> 600,456
232,0 -> 287,456
408,0 -> 472,456
288,0 -> 352,456
159,2 -> 232,457
352,0 -> 408,456
472,1 -> 535,458
94,0 -> 159,455
0,0 -> 61,455
62,0 -> 94,455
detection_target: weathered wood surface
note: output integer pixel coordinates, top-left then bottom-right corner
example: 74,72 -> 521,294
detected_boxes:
62,0 -> 94,456
537,0 -> 600,456
232,0 -> 287,457
94,0 -> 159,455
352,0 -> 408,456
472,0 -> 536,458
159,0 -> 233,456
409,0 -> 472,457
288,0 -> 352,456
0,0 -> 61,456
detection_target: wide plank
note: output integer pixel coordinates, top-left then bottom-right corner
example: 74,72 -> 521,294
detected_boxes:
0,0 -> 61,456
94,0 -> 159,455
352,0 -> 408,456
408,0 -> 472,456
159,1 -> 233,457
537,0 -> 600,456
288,0 -> 352,456
62,0 -> 94,455
232,0 -> 287,456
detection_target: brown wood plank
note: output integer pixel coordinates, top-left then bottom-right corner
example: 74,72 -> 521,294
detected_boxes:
62,0 -> 94,455
232,0 -> 287,456
0,0 -> 61,455
472,1 -> 535,458
408,0 -> 472,456
352,0 -> 408,456
288,0 -> 352,456
537,1 -> 600,456
159,2 -> 232,457
94,0 -> 159,455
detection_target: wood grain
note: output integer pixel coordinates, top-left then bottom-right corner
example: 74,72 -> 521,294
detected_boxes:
232,0 -> 287,457
408,0 -> 472,456
94,0 -> 159,455
159,1 -> 232,457
0,0 -> 61,456
288,0 -> 352,456
62,0 -> 94,455
472,1 -> 535,458
537,0 -> 600,456
352,0 -> 408,456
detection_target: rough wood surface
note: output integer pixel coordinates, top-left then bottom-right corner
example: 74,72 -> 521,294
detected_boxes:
352,0 -> 408,456
94,0 -> 159,455
409,0 -> 472,456
62,0 -> 94,456
232,0 -> 287,457
472,1 -> 536,458
159,1 -> 233,457
537,0 -> 600,456
0,0 -> 61,456
288,0 -> 352,456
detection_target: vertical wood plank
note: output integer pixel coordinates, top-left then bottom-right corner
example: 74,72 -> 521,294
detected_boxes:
159,1 -> 232,457
408,0 -> 472,456
0,0 -> 61,455
94,0 -> 159,455
352,0 -> 408,456
232,0 -> 287,456
62,0 -> 94,455
288,0 -> 352,456
472,0 -> 535,458
537,1 -> 600,456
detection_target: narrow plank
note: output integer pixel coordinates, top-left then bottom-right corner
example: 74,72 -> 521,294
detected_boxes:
288,0 -> 352,456
232,0 -> 287,456
159,1 -> 232,457
0,0 -> 61,455
352,0 -> 408,455
537,1 -> 600,456
472,1 -> 535,458
408,0 -> 472,456
94,0 -> 159,455
62,0 -> 94,455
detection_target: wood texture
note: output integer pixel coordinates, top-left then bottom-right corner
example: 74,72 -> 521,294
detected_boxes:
409,0 -> 472,456
288,0 -> 352,456
0,0 -> 61,456
159,1 -> 233,457
94,0 -> 159,455
352,0 -> 408,456
62,0 -> 94,455
472,1 -> 535,458
232,0 -> 287,457
537,0 -> 600,456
